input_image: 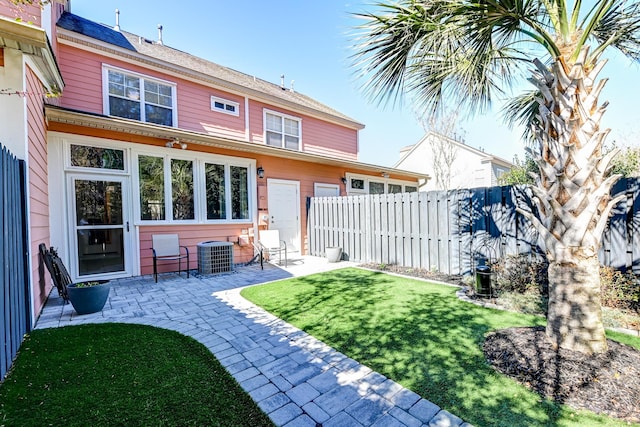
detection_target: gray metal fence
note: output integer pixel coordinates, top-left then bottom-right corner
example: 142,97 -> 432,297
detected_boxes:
307,178 -> 640,276
0,144 -> 31,381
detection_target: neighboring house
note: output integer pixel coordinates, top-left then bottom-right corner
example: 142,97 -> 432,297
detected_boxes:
0,2 -> 425,322
394,131 -> 514,191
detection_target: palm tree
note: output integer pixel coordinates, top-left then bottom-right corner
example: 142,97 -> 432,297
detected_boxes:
353,0 -> 640,354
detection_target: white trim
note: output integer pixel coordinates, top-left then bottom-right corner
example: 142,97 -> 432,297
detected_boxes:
263,108 -> 302,151
132,149 -> 255,226
102,63 -> 178,127
211,95 -> 240,116
49,132 -> 257,277
244,96 -> 250,141
314,183 -> 340,197
345,172 -> 419,195
66,172 -> 133,281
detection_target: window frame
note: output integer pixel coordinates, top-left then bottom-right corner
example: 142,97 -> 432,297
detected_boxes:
263,109 -> 302,151
133,148 -> 255,225
102,64 -> 178,127
211,95 -> 240,116
345,173 -> 419,195
65,142 -> 129,174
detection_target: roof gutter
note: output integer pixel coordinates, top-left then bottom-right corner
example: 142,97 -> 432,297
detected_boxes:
0,17 -> 64,92
45,105 -> 427,180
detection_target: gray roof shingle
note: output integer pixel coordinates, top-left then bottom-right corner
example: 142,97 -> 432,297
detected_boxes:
56,12 -> 363,127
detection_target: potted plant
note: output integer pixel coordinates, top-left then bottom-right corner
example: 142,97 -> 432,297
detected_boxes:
67,280 -> 111,315
326,246 -> 343,263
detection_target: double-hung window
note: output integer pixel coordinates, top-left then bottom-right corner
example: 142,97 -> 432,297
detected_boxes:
105,66 -> 176,126
265,110 -> 300,150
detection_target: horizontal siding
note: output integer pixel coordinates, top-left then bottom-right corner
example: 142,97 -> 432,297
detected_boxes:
58,46 -> 248,139
302,116 -> 358,160
139,225 -> 254,275
248,100 -> 358,160
57,45 -> 104,112
58,45 -> 359,159
178,84 -> 246,139
26,66 -> 50,316
0,3 -> 41,25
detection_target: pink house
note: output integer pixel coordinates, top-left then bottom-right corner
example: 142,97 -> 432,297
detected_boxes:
0,1 -> 424,322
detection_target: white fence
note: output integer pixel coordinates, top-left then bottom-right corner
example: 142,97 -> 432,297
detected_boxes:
307,179 -> 640,276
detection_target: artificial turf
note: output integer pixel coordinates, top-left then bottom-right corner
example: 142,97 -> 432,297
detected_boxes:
0,323 -> 274,427
241,267 -> 640,427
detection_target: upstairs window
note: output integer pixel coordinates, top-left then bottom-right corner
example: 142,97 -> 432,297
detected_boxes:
104,66 -> 176,126
265,110 -> 300,150
211,96 -> 239,116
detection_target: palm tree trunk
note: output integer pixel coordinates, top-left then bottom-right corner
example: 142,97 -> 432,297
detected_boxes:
546,255 -> 607,354
518,48 -> 625,354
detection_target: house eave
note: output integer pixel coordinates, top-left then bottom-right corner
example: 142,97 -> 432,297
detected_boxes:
56,28 -> 364,131
0,17 -> 64,92
45,106 -> 426,180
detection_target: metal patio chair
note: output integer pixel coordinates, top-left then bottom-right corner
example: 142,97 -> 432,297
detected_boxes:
151,234 -> 190,282
39,243 -> 72,303
257,229 -> 287,267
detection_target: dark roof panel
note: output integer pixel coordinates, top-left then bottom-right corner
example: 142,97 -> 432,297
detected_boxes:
57,12 -> 134,51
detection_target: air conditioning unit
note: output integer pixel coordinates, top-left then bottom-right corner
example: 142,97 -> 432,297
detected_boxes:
197,241 -> 234,274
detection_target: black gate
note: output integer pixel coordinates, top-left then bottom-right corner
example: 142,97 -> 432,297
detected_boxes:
0,144 -> 31,380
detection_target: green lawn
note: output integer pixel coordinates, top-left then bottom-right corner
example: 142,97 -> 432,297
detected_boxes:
241,267 -> 640,427
0,323 -> 273,427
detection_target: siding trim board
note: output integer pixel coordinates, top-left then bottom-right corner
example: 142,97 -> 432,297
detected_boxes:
45,105 -> 427,181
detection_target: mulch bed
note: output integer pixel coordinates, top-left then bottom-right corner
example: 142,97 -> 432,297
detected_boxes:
360,263 -> 640,423
484,327 -> 640,423
358,263 -> 464,285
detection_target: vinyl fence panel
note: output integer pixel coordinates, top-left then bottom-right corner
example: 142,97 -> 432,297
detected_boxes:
307,179 -> 640,275
0,144 -> 30,381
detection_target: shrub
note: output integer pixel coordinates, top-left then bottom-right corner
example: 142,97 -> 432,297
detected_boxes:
491,254 -> 549,296
600,267 -> 640,313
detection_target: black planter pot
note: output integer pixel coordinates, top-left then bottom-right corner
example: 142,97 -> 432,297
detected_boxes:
67,280 -> 110,315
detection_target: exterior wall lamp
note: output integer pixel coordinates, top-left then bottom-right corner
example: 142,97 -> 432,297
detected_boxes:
257,167 -> 265,179
166,138 -> 187,149
341,177 -> 348,185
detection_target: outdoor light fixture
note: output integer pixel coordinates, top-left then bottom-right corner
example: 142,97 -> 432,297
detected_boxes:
166,139 -> 187,149
341,177 -> 348,185
381,172 -> 390,179
257,167 -> 265,179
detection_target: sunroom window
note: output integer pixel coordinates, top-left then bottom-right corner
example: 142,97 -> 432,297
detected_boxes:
138,155 -> 165,220
265,111 -> 300,150
106,67 -> 175,126
138,155 -> 251,223
171,159 -> 195,220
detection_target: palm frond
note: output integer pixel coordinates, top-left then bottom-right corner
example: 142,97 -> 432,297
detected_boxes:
502,89 -> 540,144
590,0 -> 640,61
351,2 -> 438,108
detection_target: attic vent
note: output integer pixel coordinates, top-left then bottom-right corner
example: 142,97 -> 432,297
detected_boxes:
197,241 -> 234,274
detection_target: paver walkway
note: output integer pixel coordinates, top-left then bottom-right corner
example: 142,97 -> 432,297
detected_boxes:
36,256 -> 471,427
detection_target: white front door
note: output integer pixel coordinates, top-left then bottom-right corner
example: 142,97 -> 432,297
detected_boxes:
68,174 -> 132,280
267,179 -> 301,252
